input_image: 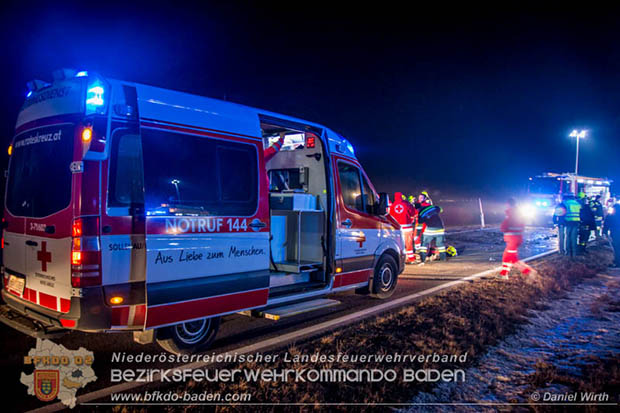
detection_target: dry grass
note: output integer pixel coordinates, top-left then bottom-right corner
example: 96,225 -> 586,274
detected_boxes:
123,244 -> 614,412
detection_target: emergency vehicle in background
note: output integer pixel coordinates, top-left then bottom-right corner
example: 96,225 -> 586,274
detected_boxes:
0,69 -> 404,354
520,172 -> 613,224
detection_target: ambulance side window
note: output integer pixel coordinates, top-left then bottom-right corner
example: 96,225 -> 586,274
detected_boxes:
361,175 -> 378,215
140,129 -> 258,216
108,130 -> 145,210
337,162 -> 364,213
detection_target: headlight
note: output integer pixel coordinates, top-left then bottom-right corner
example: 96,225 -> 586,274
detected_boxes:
519,204 -> 536,218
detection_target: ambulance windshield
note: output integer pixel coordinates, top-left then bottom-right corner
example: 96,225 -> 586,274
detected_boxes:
6,124 -> 74,217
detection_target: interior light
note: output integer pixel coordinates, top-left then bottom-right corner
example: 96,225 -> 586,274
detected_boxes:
7,145 -> 12,156
76,71 -> 88,77
26,90 -> 33,98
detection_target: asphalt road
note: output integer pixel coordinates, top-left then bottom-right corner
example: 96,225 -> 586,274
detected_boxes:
2,226 -> 558,411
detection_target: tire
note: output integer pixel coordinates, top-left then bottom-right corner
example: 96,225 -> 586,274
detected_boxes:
156,317 -> 220,355
370,254 -> 398,299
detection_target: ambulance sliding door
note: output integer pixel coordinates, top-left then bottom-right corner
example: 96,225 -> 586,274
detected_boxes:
141,127 -> 270,329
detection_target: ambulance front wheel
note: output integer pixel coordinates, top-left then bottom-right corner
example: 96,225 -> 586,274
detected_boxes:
370,254 -> 398,299
156,317 -> 221,355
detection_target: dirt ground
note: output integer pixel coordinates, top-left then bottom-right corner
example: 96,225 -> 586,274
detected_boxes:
99,241 -> 613,412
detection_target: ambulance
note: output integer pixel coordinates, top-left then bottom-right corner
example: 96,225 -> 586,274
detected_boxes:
0,69 -> 405,354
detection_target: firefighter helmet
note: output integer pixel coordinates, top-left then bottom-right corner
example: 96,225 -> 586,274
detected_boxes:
446,245 -> 457,257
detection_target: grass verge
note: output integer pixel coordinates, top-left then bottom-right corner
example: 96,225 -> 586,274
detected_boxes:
117,243 -> 614,412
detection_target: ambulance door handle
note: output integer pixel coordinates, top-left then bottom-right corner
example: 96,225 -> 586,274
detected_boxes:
341,219 -> 352,228
25,240 -> 38,247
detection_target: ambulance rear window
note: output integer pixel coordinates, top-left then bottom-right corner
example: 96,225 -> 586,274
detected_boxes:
6,124 -> 74,218
141,129 -> 258,216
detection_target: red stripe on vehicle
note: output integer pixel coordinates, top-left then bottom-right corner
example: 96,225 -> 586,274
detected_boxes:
132,304 -> 146,327
111,307 -> 130,326
38,292 -> 58,311
24,288 -> 36,303
60,298 -> 71,313
334,269 -> 372,288
140,118 -> 262,141
145,288 -> 268,328
141,121 -> 260,145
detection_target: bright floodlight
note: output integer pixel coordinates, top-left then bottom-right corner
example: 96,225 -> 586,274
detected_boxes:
570,129 -> 587,138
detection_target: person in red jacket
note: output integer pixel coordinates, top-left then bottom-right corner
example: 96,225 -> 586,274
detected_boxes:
389,192 -> 417,263
500,198 -> 533,278
264,132 -> 286,163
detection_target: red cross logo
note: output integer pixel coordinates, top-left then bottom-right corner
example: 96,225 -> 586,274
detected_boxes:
37,241 -> 52,272
356,233 -> 366,248
394,204 -> 404,214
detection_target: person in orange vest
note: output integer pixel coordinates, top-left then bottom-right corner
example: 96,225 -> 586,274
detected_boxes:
499,198 -> 534,278
389,192 -> 416,263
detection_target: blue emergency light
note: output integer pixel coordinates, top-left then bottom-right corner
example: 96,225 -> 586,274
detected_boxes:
85,78 -> 107,115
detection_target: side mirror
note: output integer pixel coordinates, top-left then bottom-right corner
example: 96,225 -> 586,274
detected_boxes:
377,193 -> 389,215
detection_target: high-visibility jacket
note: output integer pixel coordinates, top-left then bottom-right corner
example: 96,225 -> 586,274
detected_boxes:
564,199 -> 581,223
501,207 -> 525,238
418,205 -> 444,232
389,192 -> 416,227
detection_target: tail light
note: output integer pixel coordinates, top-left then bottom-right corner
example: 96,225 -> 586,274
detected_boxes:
71,216 -> 101,287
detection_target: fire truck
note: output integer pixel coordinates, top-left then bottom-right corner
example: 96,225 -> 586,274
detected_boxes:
520,172 -> 613,223
0,69 -> 405,354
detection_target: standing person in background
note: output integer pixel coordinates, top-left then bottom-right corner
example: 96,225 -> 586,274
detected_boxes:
589,195 -> 605,238
499,198 -> 533,279
603,202 -> 620,267
577,192 -> 595,254
389,192 -> 417,264
553,199 -> 568,255
562,193 -> 582,258
414,192 -> 433,260
417,194 -> 446,263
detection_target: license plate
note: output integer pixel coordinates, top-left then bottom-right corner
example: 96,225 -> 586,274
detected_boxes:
7,275 -> 25,295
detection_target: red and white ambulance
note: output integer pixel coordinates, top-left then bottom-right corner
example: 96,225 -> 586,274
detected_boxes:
1,69 -> 405,353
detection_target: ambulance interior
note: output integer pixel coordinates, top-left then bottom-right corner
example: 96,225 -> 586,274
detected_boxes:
261,121 -> 330,296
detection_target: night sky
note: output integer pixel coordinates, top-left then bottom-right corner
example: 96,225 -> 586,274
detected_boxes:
1,3 -> 619,199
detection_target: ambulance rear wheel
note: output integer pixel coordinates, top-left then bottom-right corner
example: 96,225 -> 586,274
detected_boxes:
370,254 -> 398,299
156,317 -> 220,355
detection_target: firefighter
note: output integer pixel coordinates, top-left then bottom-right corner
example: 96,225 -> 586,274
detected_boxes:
414,193 -> 433,258
417,198 -> 446,263
589,195 -> 605,237
603,202 -> 620,267
577,192 -> 595,254
389,192 -> 417,263
553,199 -> 568,255
562,193 -> 582,258
499,198 -> 533,278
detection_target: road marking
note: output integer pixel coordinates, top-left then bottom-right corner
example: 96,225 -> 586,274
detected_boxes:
26,248 -> 558,413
